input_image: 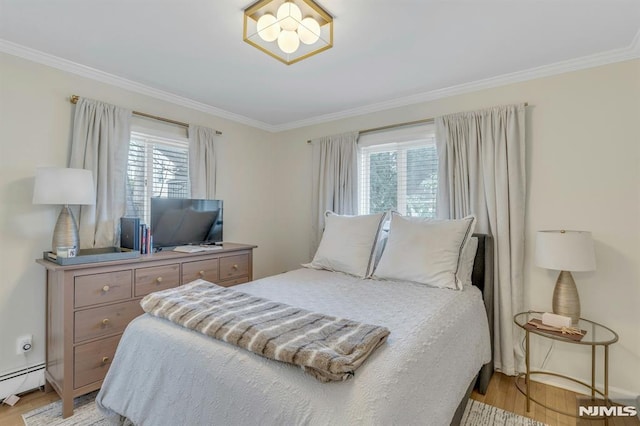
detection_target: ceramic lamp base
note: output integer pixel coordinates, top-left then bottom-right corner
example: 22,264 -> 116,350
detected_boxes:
552,270 -> 580,326
52,205 -> 80,253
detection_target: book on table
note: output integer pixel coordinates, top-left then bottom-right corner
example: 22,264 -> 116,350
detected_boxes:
120,217 -> 141,251
525,318 -> 586,341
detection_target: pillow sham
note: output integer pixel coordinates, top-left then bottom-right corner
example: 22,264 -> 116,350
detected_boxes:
459,236 -> 479,287
372,214 -> 476,290
305,211 -> 386,278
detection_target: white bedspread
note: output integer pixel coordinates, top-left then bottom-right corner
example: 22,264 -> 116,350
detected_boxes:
96,268 -> 491,426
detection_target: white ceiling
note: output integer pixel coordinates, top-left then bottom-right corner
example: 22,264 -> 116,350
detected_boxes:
1,1 -> 639,130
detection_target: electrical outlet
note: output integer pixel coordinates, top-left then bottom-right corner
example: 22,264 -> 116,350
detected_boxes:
16,334 -> 33,355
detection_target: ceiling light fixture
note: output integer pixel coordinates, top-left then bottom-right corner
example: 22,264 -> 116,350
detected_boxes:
243,0 -> 333,65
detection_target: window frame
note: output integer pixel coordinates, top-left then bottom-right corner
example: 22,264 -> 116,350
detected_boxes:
126,131 -> 190,223
357,124 -> 437,217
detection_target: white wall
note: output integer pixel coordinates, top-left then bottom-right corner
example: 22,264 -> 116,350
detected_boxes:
0,53 -> 280,379
271,60 -> 640,397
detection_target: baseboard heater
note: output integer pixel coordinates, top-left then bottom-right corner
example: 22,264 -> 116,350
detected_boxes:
0,363 -> 45,400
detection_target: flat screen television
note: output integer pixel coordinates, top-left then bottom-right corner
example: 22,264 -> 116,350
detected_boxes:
151,198 -> 223,249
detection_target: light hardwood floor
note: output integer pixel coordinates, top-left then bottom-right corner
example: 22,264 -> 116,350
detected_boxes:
1,373 -> 638,425
470,373 -> 639,426
0,389 -> 59,426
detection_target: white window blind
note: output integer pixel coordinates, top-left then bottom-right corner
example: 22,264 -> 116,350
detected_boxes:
125,131 -> 190,223
358,124 -> 438,217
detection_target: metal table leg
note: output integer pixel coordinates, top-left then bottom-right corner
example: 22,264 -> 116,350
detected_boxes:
604,345 -> 609,426
591,345 -> 595,399
526,329 -> 531,412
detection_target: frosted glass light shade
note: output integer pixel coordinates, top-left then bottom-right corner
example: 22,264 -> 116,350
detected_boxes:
298,17 -> 320,45
535,230 -> 596,271
33,167 -> 95,206
277,2 -> 302,31
256,13 -> 280,42
278,30 -> 300,53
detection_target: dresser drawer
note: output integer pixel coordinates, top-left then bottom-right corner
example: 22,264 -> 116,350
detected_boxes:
182,258 -> 219,284
74,300 -> 143,343
218,276 -> 249,287
134,264 -> 180,297
74,334 -> 120,389
219,254 -> 250,280
74,271 -> 132,308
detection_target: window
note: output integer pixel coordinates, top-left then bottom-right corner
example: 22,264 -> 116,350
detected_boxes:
358,125 -> 437,217
125,131 -> 190,223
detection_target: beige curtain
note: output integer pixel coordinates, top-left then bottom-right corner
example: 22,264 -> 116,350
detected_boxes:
310,132 -> 359,256
188,124 -> 218,199
435,104 -> 526,376
69,97 -> 132,248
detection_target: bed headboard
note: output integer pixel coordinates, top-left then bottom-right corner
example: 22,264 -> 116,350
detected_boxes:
470,233 -> 492,295
470,233 -> 494,394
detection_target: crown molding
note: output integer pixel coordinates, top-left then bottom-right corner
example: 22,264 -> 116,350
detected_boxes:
2,35 -> 638,134
273,31 -> 640,131
0,39 -> 277,132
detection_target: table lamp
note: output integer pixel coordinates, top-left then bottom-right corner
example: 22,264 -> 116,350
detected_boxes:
535,230 -> 596,325
33,167 -> 95,253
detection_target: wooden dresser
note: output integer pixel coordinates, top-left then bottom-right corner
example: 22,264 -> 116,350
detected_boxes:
36,242 -> 256,418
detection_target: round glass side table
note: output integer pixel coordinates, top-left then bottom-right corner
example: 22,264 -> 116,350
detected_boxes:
513,311 -> 618,421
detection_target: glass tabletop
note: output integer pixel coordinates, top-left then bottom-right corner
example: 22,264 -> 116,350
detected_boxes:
514,311 -> 618,345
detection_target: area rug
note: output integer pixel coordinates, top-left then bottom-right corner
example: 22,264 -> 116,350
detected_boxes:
462,399 -> 547,426
23,393 -> 546,426
22,391 -> 107,426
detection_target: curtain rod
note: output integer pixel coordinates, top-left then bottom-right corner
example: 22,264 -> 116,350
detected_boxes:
70,95 -> 222,135
306,102 -> 528,143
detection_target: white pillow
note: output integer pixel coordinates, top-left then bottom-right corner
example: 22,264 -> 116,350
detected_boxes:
306,211 -> 386,278
459,236 -> 479,287
372,214 -> 476,290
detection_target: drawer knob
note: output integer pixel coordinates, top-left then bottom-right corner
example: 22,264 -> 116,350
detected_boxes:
102,285 -> 110,292
199,270 -> 205,277
102,356 -> 110,364
102,318 -> 110,325
156,276 -> 163,283
232,264 -> 239,270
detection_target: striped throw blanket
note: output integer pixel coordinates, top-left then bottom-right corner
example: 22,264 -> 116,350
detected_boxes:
140,280 -> 390,382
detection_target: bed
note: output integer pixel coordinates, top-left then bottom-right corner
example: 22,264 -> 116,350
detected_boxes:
96,232 -> 493,426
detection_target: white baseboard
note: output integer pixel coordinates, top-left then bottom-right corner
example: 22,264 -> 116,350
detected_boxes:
529,370 -> 638,403
0,364 -> 45,400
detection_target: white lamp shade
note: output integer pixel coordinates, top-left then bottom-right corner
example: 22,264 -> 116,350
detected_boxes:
33,167 -> 95,205
535,230 -> 596,272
